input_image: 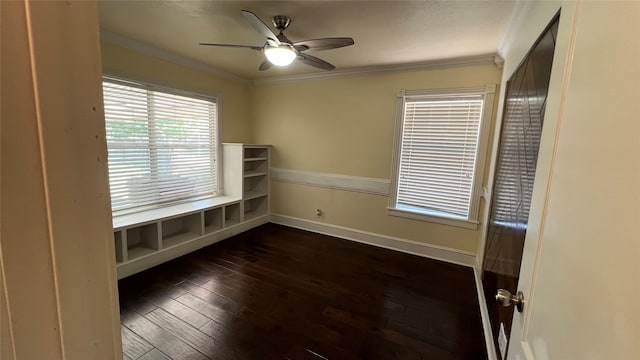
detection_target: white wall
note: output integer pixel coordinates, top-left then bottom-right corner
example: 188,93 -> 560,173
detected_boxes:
252,65 -> 502,255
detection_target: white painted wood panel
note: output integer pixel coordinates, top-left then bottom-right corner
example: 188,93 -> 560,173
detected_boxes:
1,1 -> 121,358
494,1 -> 640,359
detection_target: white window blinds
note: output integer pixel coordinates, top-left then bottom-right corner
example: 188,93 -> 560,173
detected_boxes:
396,93 -> 484,219
103,79 -> 217,213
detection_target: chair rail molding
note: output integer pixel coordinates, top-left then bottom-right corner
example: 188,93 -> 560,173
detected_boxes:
270,168 -> 391,196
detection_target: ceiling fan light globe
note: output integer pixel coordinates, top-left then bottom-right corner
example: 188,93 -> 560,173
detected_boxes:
264,46 -> 296,66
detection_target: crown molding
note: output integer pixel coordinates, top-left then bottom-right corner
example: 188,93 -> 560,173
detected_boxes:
100,31 -> 500,86
251,54 -> 499,85
100,31 -> 249,84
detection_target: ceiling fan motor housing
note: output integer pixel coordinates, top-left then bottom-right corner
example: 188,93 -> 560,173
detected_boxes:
272,15 -> 291,31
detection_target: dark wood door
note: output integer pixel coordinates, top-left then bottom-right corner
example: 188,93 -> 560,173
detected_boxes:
481,15 -> 559,359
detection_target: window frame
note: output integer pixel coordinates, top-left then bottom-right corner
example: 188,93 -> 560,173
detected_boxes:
388,85 -> 496,230
102,75 -> 221,216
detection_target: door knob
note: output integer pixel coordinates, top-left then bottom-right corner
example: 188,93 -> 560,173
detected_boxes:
496,289 -> 525,312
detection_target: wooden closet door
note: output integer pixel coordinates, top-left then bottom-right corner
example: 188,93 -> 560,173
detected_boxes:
481,16 -> 559,358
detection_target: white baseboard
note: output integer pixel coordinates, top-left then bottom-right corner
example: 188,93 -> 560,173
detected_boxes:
269,214 -> 476,267
474,266 -> 498,360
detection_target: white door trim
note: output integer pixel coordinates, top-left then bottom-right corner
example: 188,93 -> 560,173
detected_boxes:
474,266 -> 499,360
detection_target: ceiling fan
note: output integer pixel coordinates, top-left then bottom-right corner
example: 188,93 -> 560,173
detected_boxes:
200,10 -> 355,71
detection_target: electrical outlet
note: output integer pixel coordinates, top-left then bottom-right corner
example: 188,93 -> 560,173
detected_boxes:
315,208 -> 324,218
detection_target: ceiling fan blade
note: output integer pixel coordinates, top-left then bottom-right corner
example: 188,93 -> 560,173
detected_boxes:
241,10 -> 281,46
297,53 -> 335,70
258,60 -> 272,71
199,43 -> 263,51
293,37 -> 354,52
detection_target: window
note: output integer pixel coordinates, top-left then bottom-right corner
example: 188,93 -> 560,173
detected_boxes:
389,85 -> 495,229
102,78 -> 218,213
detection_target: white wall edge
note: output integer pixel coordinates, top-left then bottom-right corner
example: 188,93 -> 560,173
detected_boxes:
253,54 -> 498,85
271,167 -> 390,196
498,0 -> 535,59
100,31 -> 249,84
270,214 -> 476,267
474,265 -> 499,360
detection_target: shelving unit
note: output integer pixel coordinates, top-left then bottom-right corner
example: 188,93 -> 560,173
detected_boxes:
223,143 -> 271,222
237,145 -> 270,218
242,147 -> 269,220
113,144 -> 270,279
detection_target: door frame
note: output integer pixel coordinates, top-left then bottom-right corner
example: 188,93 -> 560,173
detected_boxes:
474,1 -> 578,359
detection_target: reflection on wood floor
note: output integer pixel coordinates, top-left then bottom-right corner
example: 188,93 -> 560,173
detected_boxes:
119,223 -> 487,360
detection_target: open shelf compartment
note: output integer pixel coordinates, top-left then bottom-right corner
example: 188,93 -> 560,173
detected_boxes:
204,207 -> 223,233
126,223 -> 160,260
224,202 -> 241,227
161,213 -> 202,249
243,157 -> 267,174
244,147 -> 268,160
243,175 -> 268,199
244,195 -> 268,221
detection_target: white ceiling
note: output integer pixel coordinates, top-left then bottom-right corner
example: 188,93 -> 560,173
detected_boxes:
98,1 -> 517,80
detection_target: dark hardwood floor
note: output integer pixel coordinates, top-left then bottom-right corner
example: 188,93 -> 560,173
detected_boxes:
118,223 -> 487,360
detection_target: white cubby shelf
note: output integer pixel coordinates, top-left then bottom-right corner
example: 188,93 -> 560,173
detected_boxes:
113,144 -> 271,279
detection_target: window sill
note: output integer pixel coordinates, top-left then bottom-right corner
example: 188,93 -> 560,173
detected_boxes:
387,207 -> 479,230
112,195 -> 241,230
